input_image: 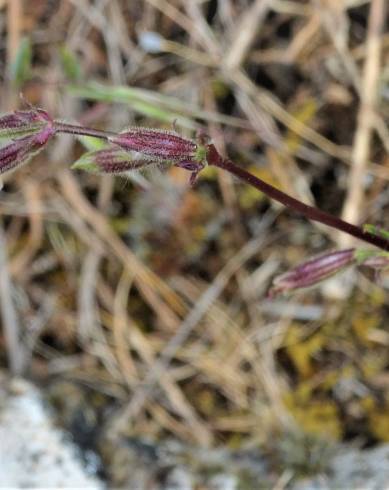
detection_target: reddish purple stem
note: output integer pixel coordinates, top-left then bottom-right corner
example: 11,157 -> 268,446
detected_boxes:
4,114 -> 388,253
205,144 -> 389,252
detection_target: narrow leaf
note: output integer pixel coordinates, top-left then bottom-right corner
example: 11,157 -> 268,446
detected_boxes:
10,37 -> 32,87
59,46 -> 82,82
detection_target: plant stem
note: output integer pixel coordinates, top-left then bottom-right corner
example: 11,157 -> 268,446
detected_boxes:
54,121 -> 117,140
53,122 -> 389,252
206,144 -> 389,251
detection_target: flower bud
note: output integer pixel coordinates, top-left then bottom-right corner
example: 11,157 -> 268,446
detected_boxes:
269,248 -> 356,297
71,148 -> 155,174
0,125 -> 55,175
0,108 -> 52,138
109,127 -> 197,160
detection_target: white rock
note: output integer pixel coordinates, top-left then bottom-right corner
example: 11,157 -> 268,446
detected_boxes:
0,379 -> 103,489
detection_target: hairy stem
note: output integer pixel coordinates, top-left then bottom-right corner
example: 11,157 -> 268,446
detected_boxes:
54,121 -> 117,140
206,144 -> 389,251
52,122 -> 389,252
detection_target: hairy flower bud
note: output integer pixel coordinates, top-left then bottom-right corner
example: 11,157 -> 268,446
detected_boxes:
0,108 -> 52,139
0,107 -> 55,175
269,248 -> 356,297
0,125 -> 55,175
71,148 -> 156,174
109,127 -> 197,160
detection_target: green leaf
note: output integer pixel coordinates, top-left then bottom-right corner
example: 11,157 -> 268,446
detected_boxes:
77,135 -> 107,151
71,150 -> 101,172
67,82 -> 247,129
363,224 -> 389,241
10,37 -> 32,87
59,46 -> 82,82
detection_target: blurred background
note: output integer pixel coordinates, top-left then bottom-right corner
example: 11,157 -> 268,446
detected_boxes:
0,0 -> 388,487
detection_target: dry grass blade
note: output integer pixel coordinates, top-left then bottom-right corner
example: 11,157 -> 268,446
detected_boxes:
223,0 -> 271,70
0,219 -> 25,375
6,0 -> 21,65
58,170 -> 186,327
111,212 -> 275,435
228,69 -> 348,160
5,0 -> 22,108
112,269 -> 138,385
340,0 -> 386,246
10,180 -> 43,277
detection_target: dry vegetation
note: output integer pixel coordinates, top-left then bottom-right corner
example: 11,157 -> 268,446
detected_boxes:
0,0 -> 388,483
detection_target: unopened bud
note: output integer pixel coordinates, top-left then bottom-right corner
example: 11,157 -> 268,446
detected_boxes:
71,148 -> 155,174
0,108 -> 52,139
0,125 -> 55,175
109,128 -> 197,160
269,248 -> 356,297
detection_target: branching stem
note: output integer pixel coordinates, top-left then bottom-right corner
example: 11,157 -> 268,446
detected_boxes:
51,122 -> 389,252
